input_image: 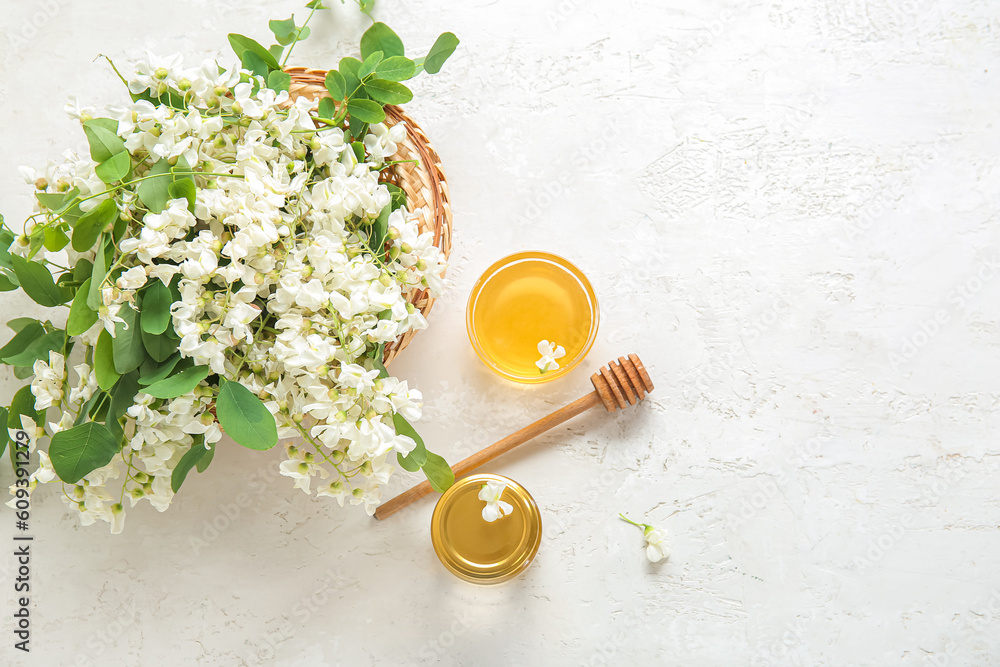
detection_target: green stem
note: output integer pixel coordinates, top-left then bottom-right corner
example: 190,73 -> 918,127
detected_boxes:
280,6 -> 318,68
97,54 -> 129,90
619,513 -> 645,529
290,418 -> 346,479
27,171 -> 242,229
378,159 -> 419,171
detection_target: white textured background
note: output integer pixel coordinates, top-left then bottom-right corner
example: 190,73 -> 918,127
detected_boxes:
2,0 -> 1000,665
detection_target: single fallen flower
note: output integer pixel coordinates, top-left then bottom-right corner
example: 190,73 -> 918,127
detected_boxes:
619,513 -> 669,563
479,480 -> 514,522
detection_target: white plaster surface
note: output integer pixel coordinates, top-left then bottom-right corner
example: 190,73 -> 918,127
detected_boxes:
1,0 -> 1000,665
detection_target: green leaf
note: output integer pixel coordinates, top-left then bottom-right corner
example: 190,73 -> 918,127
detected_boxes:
171,155 -> 195,187
347,98 -> 385,125
268,44 -> 284,62
34,188 -> 83,229
10,255 -> 71,306
422,450 -> 455,493
94,329 -> 120,391
361,23 -> 404,60
387,183 -> 407,211
171,434 -> 208,492
351,140 -> 365,163
140,327 -> 176,362
73,258 -> 93,283
89,394 -> 110,422
305,0 -> 327,9
74,392 -> 101,426
394,412 -> 427,472
368,203 -> 390,257
267,70 -> 291,93
138,354 -> 186,386
106,371 -> 139,444
364,79 -> 412,105
228,34 -> 281,71
112,303 -> 145,374
0,408 -> 8,459
35,190 -> 74,213
112,214 -> 127,243
142,364 -> 210,399
195,441 -> 215,472
95,151 -> 131,184
2,329 -> 64,368
43,226 -> 70,252
67,278 -> 99,336
166,178 -> 196,213
424,32 -> 460,74
359,0 -> 375,13
82,119 -> 125,163
216,379 -> 277,450
318,97 -> 337,121
137,160 -> 173,214
358,51 -> 384,79
0,321 -> 45,362
0,230 -> 13,271
350,119 -> 369,143
87,236 -> 108,310
339,57 -> 362,96
269,16 -> 296,43
372,344 -> 389,378
0,272 -> 17,292
72,199 -> 117,253
324,70 -> 346,100
48,422 -> 120,484
241,50 -> 269,80
8,385 -> 40,431
6,318 -> 37,334
375,56 -> 416,82
86,117 -> 119,134
139,280 -> 172,334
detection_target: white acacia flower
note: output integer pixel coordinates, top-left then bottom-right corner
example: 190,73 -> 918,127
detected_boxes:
116,266 -> 148,290
535,340 -> 566,373
30,351 -> 66,410
30,451 -> 57,484
363,122 -> 406,165
478,481 -> 514,522
69,362 -> 98,405
620,514 -> 670,563
279,453 -> 329,495
317,480 -> 350,507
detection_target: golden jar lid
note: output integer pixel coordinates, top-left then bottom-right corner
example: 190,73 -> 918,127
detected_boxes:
431,474 -> 541,584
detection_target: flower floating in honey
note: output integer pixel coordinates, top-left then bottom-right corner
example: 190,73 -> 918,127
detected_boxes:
535,340 -> 566,374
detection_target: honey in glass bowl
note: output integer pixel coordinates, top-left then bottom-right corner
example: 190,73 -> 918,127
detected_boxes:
466,251 -> 599,384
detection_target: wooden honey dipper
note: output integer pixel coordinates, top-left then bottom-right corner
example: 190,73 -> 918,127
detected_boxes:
374,354 -> 654,520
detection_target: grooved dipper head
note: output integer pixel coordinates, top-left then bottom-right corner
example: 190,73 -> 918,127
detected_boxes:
590,354 -> 654,412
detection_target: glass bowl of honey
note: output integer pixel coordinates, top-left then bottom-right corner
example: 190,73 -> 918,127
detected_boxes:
466,251 -> 599,384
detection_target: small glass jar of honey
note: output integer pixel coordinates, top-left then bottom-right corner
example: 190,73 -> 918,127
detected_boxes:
430,474 -> 542,584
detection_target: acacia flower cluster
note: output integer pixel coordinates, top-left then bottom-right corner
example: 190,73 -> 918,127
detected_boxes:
2,26 -> 457,534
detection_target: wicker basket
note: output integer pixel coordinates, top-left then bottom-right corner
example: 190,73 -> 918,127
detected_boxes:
285,67 -> 453,366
